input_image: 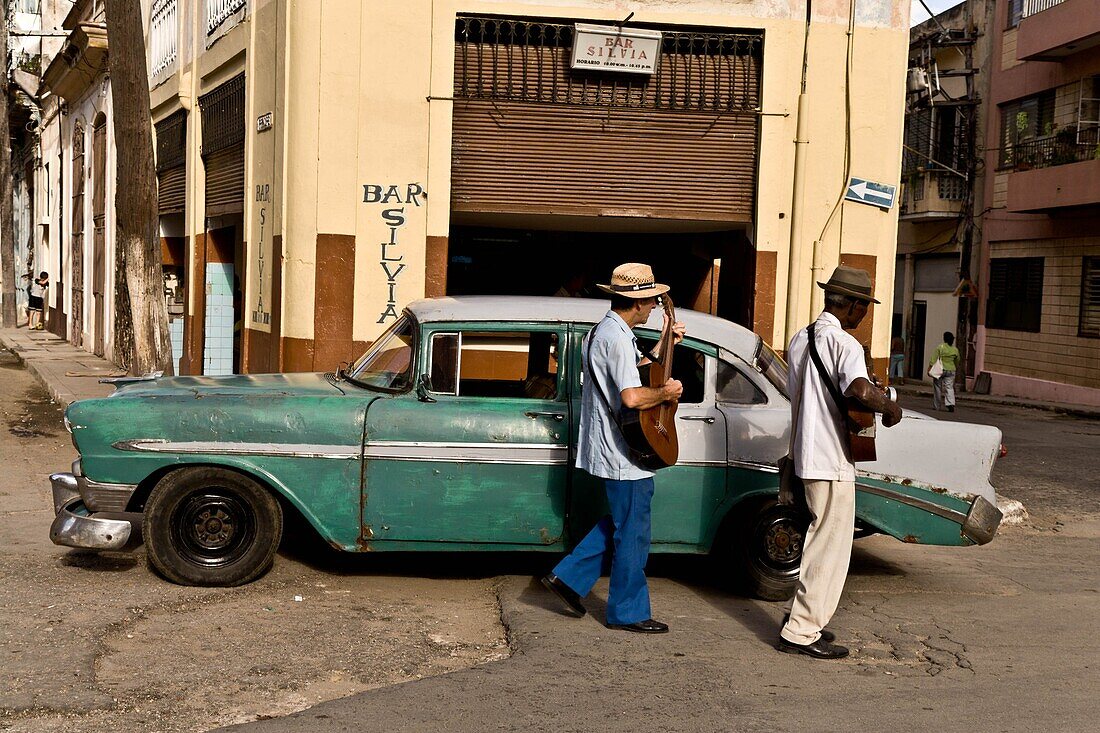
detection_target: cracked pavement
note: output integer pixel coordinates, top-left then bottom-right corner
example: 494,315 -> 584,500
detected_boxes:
228,394 -> 1100,732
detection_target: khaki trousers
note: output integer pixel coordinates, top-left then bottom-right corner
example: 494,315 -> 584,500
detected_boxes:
780,479 -> 855,645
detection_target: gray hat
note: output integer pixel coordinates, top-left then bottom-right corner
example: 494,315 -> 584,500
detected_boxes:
817,265 -> 880,304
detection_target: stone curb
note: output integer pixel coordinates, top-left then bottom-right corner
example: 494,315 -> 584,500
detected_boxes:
894,384 -> 1100,420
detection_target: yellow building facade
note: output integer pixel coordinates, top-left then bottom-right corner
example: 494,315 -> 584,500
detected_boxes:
147,0 -> 911,377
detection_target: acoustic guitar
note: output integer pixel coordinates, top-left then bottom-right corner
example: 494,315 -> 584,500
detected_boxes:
845,398 -> 877,462
620,296 -> 679,470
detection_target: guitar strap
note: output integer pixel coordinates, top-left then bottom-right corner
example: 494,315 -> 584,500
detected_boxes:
806,322 -> 858,433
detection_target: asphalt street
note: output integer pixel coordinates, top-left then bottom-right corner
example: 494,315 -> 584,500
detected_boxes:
225,393 -> 1100,733
3,348 -> 1098,732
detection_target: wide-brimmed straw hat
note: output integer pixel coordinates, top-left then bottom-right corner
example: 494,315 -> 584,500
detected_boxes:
817,265 -> 880,304
596,263 -> 670,299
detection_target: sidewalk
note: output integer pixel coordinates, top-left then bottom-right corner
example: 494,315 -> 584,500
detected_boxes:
0,326 -> 118,406
894,381 -> 1100,420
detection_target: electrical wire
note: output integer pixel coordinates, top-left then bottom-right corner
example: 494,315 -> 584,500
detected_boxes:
814,0 -> 855,246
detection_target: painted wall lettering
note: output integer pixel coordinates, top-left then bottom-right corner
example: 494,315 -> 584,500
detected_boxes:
363,183 -> 425,323
251,183 -> 272,326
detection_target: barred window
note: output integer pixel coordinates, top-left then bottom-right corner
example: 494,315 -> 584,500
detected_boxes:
155,110 -> 187,172
198,74 -> 245,157
988,257 -> 1044,333
1080,257 -> 1100,338
454,16 -> 762,112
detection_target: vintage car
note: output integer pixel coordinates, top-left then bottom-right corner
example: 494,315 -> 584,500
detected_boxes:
50,296 -> 1004,598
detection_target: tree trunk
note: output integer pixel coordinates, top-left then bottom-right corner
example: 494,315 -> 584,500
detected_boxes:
103,0 -> 172,374
0,2 -> 17,328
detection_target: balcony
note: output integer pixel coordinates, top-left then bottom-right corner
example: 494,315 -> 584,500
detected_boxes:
207,0 -> 246,36
899,171 -> 967,221
1005,130 -> 1100,211
1017,0 -> 1100,62
150,0 -> 177,81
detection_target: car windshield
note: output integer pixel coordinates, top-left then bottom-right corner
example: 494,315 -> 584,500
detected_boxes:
754,340 -> 789,400
345,316 -> 414,391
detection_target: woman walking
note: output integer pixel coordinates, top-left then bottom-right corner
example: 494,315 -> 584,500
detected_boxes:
928,331 -> 960,412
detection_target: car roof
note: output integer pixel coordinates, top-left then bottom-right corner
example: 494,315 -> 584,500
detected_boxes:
405,296 -> 762,357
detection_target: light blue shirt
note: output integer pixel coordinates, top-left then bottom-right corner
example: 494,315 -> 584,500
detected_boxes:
576,311 -> 652,481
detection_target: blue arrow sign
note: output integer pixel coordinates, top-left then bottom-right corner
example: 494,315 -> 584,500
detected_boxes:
844,177 -> 896,209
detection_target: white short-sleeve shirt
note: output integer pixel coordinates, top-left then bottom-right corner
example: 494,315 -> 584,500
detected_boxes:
786,311 -> 869,481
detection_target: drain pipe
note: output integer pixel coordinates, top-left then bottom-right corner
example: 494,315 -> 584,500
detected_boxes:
783,1 -> 813,348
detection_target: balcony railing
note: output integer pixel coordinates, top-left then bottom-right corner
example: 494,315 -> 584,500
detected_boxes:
150,0 -> 178,79
207,0 -> 246,36
1022,0 -> 1066,19
1001,127 -> 1100,171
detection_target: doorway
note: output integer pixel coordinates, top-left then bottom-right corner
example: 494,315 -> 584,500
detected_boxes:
446,225 -> 755,327
91,114 -> 107,357
909,300 -> 927,380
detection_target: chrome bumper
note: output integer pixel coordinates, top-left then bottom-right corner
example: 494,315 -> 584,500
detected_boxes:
49,472 -> 135,551
961,495 -> 1003,546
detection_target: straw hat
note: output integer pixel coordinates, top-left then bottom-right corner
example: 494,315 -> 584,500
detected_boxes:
817,265 -> 880,304
596,263 -> 670,299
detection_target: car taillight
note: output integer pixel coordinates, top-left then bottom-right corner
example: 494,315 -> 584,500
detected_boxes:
999,444 -> 1008,458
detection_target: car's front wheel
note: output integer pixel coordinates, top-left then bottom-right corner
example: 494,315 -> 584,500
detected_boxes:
721,498 -> 809,601
143,467 -> 283,586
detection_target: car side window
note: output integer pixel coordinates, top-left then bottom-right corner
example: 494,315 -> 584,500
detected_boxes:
716,359 -> 767,405
428,331 -> 560,400
638,337 -> 706,405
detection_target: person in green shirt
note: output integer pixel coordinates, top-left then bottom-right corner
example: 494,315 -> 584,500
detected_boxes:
928,331 -> 961,412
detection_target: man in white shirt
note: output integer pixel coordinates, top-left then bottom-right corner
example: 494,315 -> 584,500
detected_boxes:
779,265 -> 903,659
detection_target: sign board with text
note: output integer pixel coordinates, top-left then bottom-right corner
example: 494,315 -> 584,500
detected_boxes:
571,24 -> 662,75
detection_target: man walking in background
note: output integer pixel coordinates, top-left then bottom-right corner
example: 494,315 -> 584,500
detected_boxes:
928,331 -> 960,413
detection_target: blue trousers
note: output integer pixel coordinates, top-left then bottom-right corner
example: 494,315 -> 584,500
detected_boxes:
552,477 -> 655,625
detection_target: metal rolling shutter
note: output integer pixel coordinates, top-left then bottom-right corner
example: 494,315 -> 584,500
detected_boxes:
155,110 -> 187,214
451,17 -> 762,223
199,74 -> 245,216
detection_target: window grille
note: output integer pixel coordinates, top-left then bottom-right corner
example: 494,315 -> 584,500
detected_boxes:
155,110 -> 187,172
999,92 -> 1055,168
198,74 -> 245,157
454,16 -> 762,113
1080,257 -> 1100,338
150,0 -> 178,78
207,0 -> 246,36
988,257 -> 1044,332
937,173 -> 966,200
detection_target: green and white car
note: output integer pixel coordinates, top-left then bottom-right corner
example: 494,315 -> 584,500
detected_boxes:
50,296 -> 1003,598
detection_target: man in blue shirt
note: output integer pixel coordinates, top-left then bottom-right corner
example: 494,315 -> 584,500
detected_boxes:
542,263 -> 684,633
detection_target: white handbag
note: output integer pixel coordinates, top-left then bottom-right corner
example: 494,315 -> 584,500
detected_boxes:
928,358 -> 944,379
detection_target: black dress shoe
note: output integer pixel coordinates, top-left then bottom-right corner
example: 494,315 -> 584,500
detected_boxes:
608,619 -> 669,634
781,614 -> 835,643
540,574 -> 586,617
776,636 -> 849,659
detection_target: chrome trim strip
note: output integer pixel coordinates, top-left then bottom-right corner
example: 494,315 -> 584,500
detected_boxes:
365,441 -> 568,466
676,459 -> 728,467
728,459 -> 780,474
113,439 -> 570,465
114,439 -> 361,460
855,482 -> 967,524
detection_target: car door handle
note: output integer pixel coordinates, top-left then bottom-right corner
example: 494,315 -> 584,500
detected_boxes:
525,411 -> 565,422
679,415 -> 715,424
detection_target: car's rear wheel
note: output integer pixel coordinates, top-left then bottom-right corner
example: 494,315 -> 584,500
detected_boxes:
719,498 -> 810,601
143,467 -> 283,586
